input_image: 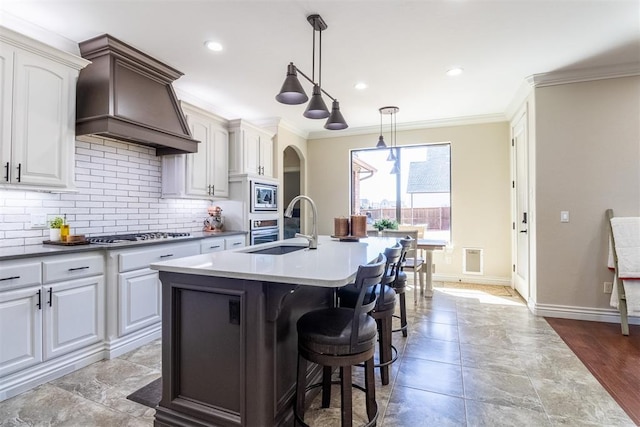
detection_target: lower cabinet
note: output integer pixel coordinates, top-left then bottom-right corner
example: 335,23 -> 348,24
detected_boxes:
118,268 -> 162,336
0,254 -> 104,381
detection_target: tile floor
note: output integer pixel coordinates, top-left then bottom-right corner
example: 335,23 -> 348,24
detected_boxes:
0,282 -> 635,426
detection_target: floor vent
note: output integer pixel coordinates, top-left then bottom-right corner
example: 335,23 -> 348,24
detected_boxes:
463,248 -> 483,275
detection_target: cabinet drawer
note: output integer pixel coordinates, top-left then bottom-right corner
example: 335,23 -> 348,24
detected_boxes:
0,260 -> 42,290
200,237 -> 225,254
43,254 -> 104,284
118,242 -> 199,272
225,235 -> 246,250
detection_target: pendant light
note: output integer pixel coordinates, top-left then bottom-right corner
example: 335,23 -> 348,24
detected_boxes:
376,106 -> 400,174
275,14 -> 348,130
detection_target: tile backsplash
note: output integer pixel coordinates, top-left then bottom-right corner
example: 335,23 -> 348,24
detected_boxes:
0,136 -> 213,248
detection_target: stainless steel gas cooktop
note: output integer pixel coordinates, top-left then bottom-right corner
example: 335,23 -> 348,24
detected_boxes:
87,232 -> 191,244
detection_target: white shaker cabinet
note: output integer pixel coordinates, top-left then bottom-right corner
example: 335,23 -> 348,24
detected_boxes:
228,119 -> 275,178
0,253 -> 104,379
162,102 -> 229,199
0,27 -> 88,190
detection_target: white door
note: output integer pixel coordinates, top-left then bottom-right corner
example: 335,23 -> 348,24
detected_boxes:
0,286 -> 42,376
44,276 -> 104,360
211,126 -> 229,197
12,49 -> 70,187
186,117 -> 211,197
118,268 -> 161,336
513,112 -> 529,300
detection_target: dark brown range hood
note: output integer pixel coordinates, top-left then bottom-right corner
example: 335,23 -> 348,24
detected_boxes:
76,34 -> 199,155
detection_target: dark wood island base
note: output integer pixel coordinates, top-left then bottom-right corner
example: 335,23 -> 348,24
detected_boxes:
154,271 -> 333,427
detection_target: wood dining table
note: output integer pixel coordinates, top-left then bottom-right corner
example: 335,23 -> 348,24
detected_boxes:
416,239 -> 447,297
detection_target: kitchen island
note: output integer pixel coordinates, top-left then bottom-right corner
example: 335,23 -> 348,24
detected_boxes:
150,235 -> 394,427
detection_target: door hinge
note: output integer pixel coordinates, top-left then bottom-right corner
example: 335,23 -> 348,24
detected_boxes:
512,222 -> 515,230
513,264 -> 516,272
512,181 -> 515,188
511,138 -> 514,147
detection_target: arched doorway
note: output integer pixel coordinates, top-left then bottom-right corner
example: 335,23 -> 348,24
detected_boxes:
283,146 -> 301,238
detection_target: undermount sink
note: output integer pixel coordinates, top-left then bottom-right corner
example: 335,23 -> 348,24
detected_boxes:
244,245 -> 307,255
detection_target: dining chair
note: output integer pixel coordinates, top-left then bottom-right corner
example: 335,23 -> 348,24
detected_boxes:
380,229 -> 425,303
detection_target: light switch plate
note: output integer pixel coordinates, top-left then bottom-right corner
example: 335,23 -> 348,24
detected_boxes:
560,211 -> 570,223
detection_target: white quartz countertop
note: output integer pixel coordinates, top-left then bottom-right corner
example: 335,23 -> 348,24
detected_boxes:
150,235 -> 398,287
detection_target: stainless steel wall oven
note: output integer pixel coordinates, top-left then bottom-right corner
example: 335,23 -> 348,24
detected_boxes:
249,218 -> 279,245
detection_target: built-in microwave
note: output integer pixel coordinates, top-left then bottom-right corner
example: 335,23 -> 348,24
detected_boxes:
250,181 -> 278,212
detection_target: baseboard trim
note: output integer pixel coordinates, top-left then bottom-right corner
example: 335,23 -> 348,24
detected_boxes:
432,274 -> 512,286
104,326 -> 161,359
533,302 -> 640,326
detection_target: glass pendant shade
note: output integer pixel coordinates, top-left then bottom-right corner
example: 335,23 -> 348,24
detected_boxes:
376,135 -> 387,148
387,148 -> 396,161
324,100 -> 348,130
275,63 -> 308,105
303,85 -> 330,119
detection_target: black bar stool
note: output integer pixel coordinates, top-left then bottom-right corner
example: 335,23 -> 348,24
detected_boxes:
337,244 -> 402,385
295,253 -> 387,427
391,237 -> 412,337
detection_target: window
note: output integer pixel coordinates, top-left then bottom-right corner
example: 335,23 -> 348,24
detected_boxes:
350,143 -> 451,242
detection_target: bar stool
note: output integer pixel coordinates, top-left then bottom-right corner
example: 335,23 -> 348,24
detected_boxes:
337,244 -> 402,385
295,253 -> 387,427
391,237 -> 412,337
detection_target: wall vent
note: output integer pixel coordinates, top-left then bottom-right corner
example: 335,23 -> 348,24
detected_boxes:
463,248 -> 483,275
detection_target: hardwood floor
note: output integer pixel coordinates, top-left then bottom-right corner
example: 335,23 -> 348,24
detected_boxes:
545,318 -> 640,426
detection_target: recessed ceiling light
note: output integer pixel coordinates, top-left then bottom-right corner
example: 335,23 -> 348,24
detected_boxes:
204,41 -> 223,52
354,82 -> 368,90
446,67 -> 464,76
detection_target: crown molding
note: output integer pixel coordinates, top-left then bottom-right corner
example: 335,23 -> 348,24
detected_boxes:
254,117 -> 308,140
529,62 -> 640,88
0,13 -> 83,57
307,113 -> 508,140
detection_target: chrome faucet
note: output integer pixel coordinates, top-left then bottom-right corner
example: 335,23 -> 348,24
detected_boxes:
284,195 -> 318,249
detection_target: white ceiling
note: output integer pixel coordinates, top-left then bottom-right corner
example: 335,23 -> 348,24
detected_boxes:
2,1 -> 639,137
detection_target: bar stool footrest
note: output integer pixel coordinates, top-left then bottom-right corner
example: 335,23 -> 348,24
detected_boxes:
355,344 -> 398,369
294,380 -> 379,427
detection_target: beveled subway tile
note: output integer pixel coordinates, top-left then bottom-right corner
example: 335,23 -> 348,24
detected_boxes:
465,399 -> 552,426
459,342 -> 528,376
396,356 -> 463,397
462,366 -> 544,412
383,385 -> 466,426
410,319 -> 459,342
531,376 -> 635,425
404,335 -> 461,364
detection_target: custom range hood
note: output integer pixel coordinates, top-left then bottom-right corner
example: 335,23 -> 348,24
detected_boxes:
76,34 -> 199,155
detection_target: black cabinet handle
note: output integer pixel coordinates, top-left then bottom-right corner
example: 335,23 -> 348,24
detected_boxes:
36,289 -> 41,310
47,287 -> 52,307
210,245 -> 221,249
232,242 -> 242,246
68,266 -> 90,271
0,276 -> 20,281
160,254 -> 173,258
16,163 -> 21,182
4,162 -> 8,182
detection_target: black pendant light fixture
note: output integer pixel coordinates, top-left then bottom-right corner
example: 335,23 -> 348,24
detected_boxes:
275,14 -> 348,130
377,106 -> 400,174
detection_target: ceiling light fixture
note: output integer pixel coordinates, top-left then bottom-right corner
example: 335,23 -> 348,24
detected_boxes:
375,106 -> 400,174
446,67 -> 463,76
204,41 -> 223,52
275,14 -> 348,130
355,82 -> 368,90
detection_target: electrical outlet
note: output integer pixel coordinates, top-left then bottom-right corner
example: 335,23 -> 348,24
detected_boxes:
30,213 -> 48,228
603,281 -> 613,294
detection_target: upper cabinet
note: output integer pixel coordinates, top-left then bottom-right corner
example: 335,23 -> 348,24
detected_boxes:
162,102 -> 229,199
228,119 -> 275,178
0,27 -> 89,191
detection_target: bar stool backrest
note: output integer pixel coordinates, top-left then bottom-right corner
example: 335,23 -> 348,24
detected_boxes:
350,253 -> 387,350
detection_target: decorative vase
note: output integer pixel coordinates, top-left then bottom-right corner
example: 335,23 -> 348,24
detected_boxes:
49,228 -> 61,241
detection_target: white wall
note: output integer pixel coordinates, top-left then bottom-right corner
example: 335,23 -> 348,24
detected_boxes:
533,76 -> 640,313
0,136 -> 210,248
307,121 -> 512,284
